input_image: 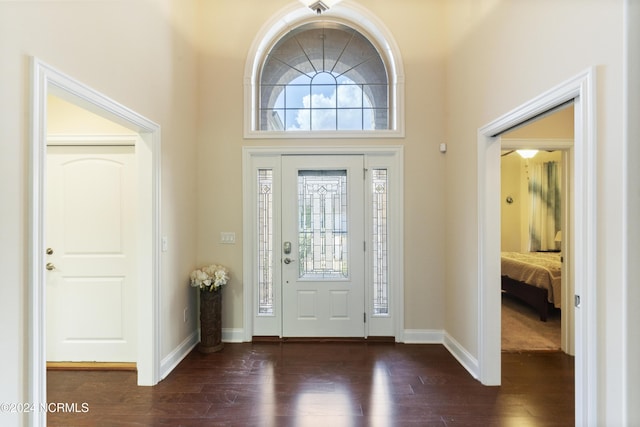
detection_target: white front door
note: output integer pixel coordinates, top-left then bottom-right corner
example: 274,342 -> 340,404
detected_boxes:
46,145 -> 137,362
281,155 -> 365,337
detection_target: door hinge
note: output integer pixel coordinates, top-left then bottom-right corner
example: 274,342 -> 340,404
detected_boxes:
363,168 -> 368,179
364,312 -> 367,323
363,241 -> 366,252
575,294 -> 581,308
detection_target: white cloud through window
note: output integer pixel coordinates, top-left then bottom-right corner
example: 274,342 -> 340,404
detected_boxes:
285,82 -> 374,131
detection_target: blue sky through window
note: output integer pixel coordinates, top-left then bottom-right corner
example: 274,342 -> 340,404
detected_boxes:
275,72 -> 375,131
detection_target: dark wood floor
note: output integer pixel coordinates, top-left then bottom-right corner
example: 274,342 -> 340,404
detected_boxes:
47,343 -> 574,426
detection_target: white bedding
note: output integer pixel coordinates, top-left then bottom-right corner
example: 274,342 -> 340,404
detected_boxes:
501,251 -> 562,308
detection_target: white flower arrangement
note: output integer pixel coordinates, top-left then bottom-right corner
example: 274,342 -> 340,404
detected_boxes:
189,264 -> 229,292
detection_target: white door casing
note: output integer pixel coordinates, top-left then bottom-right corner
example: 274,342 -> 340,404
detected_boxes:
477,68 -> 596,425
30,58 -> 162,427
281,155 -> 365,337
46,145 -> 136,362
243,146 -> 404,341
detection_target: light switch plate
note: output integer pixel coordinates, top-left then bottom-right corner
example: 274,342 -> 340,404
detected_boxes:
220,232 -> 236,244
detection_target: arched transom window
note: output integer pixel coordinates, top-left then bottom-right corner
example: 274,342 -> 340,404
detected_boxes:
259,22 -> 389,131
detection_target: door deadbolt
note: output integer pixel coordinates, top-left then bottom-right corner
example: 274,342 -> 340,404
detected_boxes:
46,248 -> 54,255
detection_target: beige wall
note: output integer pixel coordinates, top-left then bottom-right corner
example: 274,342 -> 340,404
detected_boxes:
47,95 -> 136,135
445,0 -> 626,423
0,1 -> 199,422
500,153 -> 522,251
504,105 -> 574,139
196,0 -> 448,331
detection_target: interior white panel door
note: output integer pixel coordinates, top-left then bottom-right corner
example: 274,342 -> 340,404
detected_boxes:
281,155 -> 365,337
46,145 -> 136,362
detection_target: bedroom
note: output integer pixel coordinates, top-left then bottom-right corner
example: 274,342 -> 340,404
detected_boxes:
500,105 -> 574,354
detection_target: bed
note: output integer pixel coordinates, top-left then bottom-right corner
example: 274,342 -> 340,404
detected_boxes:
501,251 -> 562,321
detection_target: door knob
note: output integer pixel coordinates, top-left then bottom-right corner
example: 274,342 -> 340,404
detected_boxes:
283,258 -> 296,264
46,262 -> 56,271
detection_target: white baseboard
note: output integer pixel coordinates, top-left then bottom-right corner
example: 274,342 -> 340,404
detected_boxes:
443,332 -> 480,379
159,330 -> 199,380
402,329 -> 444,344
401,329 -> 480,381
159,328 -> 245,381
222,328 -> 245,343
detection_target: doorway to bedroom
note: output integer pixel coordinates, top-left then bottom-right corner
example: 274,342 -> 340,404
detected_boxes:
499,104 -> 574,355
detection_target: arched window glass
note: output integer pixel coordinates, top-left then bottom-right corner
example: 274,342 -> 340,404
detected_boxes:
259,22 -> 389,131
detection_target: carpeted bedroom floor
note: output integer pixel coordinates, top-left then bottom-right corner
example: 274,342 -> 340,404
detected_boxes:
502,293 -> 561,352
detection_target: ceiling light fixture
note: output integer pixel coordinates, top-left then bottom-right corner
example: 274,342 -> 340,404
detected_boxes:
307,0 -> 329,15
516,149 -> 538,159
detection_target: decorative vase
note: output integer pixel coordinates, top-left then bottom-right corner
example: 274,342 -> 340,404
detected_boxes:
198,287 -> 223,353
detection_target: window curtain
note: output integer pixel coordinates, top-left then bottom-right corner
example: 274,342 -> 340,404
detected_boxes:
528,161 -> 561,251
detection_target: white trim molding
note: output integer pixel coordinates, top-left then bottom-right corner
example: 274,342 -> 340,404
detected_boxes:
222,328 -> 246,343
443,333 -> 480,380
402,329 -> 444,344
624,1 -> 640,424
46,134 -> 137,146
160,328 -> 243,381
391,329 -> 481,381
500,138 -> 574,151
477,68 -> 596,423
30,58 -> 162,427
243,0 -> 405,139
160,331 -> 199,381
242,146 -> 404,342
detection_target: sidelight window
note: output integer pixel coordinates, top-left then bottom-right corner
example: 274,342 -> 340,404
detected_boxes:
372,169 -> 389,315
258,169 -> 274,315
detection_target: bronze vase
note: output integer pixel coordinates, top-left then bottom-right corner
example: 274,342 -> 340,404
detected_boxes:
198,287 -> 223,353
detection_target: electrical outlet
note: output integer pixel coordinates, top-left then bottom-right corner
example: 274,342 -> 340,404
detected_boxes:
183,307 -> 188,323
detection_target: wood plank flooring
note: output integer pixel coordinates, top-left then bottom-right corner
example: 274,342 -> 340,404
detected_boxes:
47,343 -> 574,426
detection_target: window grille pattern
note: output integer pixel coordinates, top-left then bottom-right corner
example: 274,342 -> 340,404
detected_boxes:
298,170 -> 348,279
372,169 -> 389,315
258,169 -> 274,314
260,23 -> 389,131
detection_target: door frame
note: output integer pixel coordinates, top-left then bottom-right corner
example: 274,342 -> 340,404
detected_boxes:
242,146 -> 404,341
29,58 -> 162,427
501,137 -> 575,355
477,68 -> 596,424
